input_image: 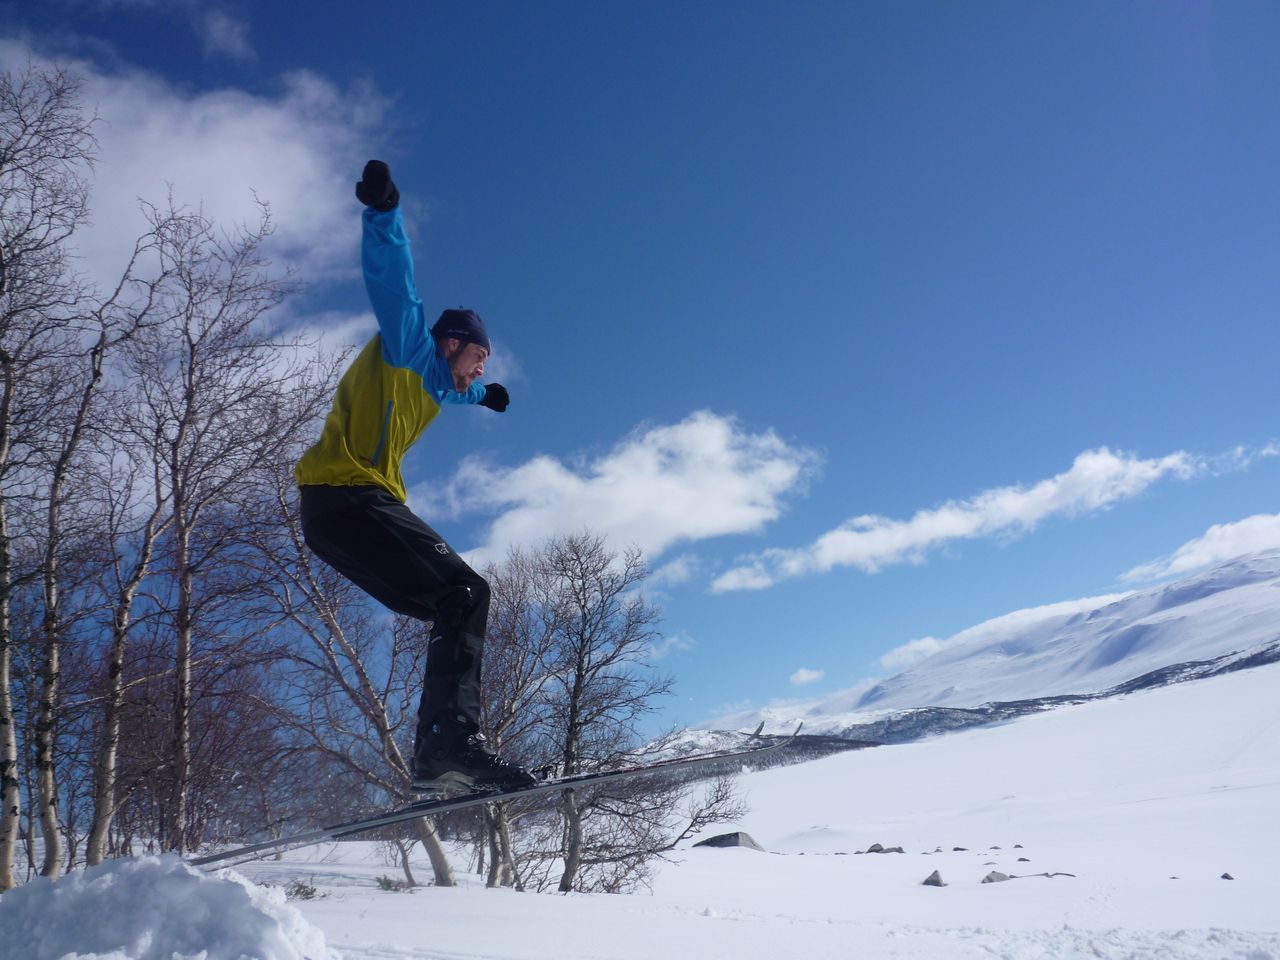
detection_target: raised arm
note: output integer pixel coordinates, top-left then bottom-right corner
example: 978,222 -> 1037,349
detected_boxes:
355,160 -> 425,367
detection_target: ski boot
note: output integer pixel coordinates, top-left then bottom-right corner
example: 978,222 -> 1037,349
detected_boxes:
412,715 -> 538,793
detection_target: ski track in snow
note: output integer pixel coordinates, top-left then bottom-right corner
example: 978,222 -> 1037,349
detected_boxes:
324,925 -> 1280,960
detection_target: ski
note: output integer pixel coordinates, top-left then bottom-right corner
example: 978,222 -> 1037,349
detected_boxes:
191,723 -> 800,869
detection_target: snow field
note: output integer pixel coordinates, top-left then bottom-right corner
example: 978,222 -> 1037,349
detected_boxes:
2,661 -> 1278,959
724,662 -> 1280,932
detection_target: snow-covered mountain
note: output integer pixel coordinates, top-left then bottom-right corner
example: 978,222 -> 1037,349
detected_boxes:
712,550 -> 1280,741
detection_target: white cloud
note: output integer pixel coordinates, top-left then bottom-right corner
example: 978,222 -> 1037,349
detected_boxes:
259,308 -> 373,388
878,636 -> 946,671
712,446 -> 1203,592
1211,442 -> 1280,472
789,667 -> 824,686
706,699 -> 754,725
282,309 -> 374,354
201,10 -> 254,62
649,554 -> 700,588
434,411 -> 818,568
1122,513 -> 1280,582
2,39 -> 384,294
649,631 -> 696,661
59,2 -> 257,63
706,564 -> 776,593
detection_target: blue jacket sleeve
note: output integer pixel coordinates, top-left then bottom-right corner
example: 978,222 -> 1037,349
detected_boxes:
361,206 -> 426,369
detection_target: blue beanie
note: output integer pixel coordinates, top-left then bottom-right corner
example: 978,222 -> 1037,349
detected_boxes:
431,308 -> 490,353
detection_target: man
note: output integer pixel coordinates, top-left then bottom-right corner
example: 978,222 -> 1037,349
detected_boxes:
295,160 -> 536,792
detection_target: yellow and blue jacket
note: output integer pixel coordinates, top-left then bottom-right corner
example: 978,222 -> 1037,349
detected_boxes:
295,207 -> 487,502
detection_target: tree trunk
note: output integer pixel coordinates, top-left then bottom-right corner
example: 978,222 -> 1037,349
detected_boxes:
34,581 -> 62,878
37,441 -> 72,878
0,496 -> 17,891
38,324 -> 111,875
82,339 -> 154,866
88,483 -> 165,865
86,597 -> 134,865
169,517 -> 194,854
484,810 -> 498,887
501,811 -> 521,890
412,816 -> 455,887
556,674 -> 585,892
0,347 -> 19,890
394,837 -> 417,887
484,804 -> 515,888
558,788 -> 583,893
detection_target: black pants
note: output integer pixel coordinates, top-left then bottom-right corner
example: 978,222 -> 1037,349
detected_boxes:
299,484 -> 489,765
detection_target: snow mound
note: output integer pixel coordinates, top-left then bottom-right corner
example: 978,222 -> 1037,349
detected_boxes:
0,855 -> 335,960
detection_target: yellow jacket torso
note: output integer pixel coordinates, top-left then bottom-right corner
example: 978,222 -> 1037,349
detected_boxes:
295,206 -> 486,501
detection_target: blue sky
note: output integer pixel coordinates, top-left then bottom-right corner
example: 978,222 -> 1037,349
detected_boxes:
6,2 -> 1279,728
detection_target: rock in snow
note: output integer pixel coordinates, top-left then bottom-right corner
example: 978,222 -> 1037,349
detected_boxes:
0,855 -> 335,960
864,842 -> 905,854
694,831 -> 765,852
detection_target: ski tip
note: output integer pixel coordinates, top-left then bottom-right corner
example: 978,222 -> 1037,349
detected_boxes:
750,721 -> 765,738
791,722 -> 804,737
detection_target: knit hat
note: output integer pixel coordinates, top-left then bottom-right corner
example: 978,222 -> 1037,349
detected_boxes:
430,308 -> 490,353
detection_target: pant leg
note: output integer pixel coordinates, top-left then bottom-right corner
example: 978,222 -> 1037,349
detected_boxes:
299,484 -> 483,621
299,484 -> 490,754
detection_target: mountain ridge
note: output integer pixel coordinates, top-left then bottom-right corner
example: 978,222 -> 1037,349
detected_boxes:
700,549 -> 1280,746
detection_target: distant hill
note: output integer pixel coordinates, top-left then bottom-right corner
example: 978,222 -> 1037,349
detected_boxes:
703,550 -> 1280,745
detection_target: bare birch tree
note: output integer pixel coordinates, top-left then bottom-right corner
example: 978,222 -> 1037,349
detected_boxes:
536,532 -> 671,892
81,408 -> 172,865
115,201 -> 328,854
474,532 -> 741,894
30,209 -> 189,878
0,61 -> 97,889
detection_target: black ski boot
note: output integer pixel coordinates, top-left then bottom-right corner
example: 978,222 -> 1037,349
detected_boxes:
412,715 -> 538,793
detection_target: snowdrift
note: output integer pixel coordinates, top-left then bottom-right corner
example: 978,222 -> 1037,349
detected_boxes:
0,855 -> 333,960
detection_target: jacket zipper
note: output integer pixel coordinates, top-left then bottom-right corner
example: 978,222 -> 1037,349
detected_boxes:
369,400 -> 394,469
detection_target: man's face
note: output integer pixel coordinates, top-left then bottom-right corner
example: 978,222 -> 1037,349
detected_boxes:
444,339 -> 488,391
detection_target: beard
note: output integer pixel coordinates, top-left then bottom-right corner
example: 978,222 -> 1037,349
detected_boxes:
448,352 -> 476,391
441,337 -> 485,391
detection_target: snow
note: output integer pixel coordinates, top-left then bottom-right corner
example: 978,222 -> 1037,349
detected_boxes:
0,854 -> 334,960
4,660 -> 1278,959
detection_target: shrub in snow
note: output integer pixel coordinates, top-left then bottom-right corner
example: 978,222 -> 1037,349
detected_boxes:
284,877 -> 323,900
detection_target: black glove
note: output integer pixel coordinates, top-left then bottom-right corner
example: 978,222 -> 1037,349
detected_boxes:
478,383 -> 509,412
355,160 -> 399,211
